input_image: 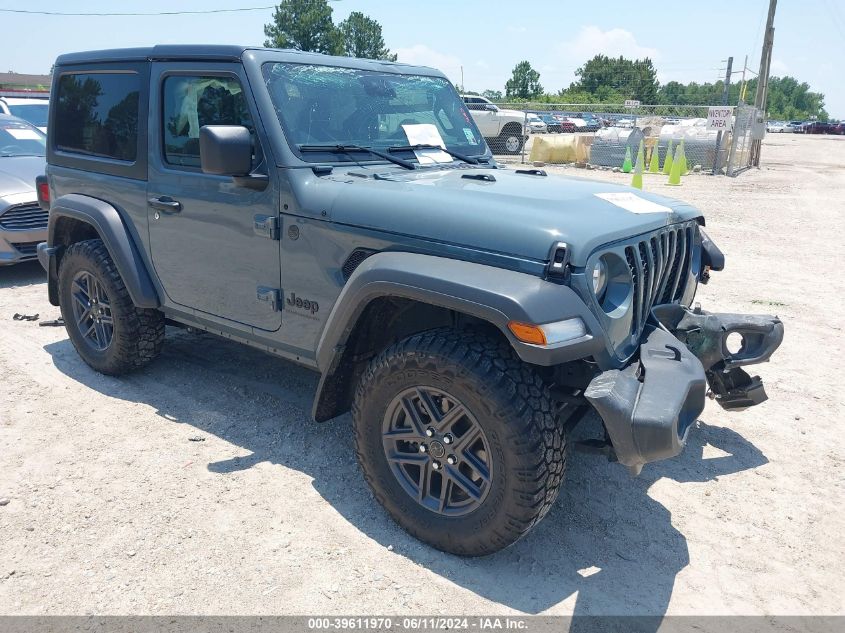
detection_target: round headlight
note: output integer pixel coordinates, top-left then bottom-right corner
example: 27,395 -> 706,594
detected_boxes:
592,258 -> 608,300
593,253 -> 633,315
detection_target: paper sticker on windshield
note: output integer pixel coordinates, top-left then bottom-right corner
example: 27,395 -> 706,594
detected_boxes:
401,123 -> 451,164
594,192 -> 671,214
5,128 -> 40,140
463,127 -> 477,144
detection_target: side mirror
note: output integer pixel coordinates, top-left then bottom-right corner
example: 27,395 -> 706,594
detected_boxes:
484,103 -> 499,112
199,125 -> 252,176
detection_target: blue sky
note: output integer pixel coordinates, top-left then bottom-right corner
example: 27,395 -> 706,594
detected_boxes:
2,1 -> 843,117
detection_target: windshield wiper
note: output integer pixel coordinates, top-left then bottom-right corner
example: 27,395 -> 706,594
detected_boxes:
298,144 -> 415,170
387,144 -> 480,165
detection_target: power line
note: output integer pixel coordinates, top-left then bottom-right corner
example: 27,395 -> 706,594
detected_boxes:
0,4 -> 321,17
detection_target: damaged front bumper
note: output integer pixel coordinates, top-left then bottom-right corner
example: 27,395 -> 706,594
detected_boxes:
584,304 -> 783,474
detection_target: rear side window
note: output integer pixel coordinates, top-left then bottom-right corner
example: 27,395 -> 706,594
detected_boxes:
162,75 -> 253,168
54,72 -> 140,161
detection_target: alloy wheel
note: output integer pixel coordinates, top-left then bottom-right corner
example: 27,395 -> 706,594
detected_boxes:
382,386 -> 492,516
70,270 -> 114,351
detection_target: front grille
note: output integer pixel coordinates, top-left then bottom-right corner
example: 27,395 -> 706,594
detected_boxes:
0,204 -> 48,230
11,241 -> 40,257
625,224 -> 695,336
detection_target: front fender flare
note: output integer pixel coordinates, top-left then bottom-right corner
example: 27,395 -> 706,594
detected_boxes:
47,194 -> 160,309
312,252 -> 603,421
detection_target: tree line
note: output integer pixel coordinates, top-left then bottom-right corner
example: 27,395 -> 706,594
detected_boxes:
260,1 -> 828,121
484,55 -> 829,121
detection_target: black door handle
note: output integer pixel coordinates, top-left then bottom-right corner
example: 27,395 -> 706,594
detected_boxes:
148,196 -> 182,214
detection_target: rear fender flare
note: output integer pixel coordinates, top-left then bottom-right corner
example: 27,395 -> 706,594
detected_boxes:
47,194 -> 159,309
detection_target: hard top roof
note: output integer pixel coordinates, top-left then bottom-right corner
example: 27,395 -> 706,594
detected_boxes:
54,45 -> 446,78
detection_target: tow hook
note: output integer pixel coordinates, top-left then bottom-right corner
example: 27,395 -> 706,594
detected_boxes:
653,304 -> 784,411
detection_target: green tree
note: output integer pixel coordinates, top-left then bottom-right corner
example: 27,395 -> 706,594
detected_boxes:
505,61 -> 543,100
654,75 -> 828,120
338,11 -> 396,61
571,55 -> 659,103
763,76 -> 827,120
263,0 -> 342,55
481,89 -> 503,101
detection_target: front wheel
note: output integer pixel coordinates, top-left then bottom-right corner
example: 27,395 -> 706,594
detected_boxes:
352,328 -> 567,556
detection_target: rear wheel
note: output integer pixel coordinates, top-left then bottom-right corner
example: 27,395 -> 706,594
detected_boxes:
58,239 -> 164,375
352,328 -> 567,556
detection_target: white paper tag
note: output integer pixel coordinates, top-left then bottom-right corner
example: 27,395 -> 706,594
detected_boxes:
5,127 -> 41,140
594,192 -> 671,214
401,123 -> 452,164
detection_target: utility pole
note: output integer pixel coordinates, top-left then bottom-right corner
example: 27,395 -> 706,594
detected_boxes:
721,57 -> 733,106
752,0 -> 777,166
754,0 -> 777,110
738,55 -> 748,104
713,57 -> 733,175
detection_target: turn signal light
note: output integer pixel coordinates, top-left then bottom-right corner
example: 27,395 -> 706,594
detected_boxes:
508,318 -> 588,346
508,321 -> 547,345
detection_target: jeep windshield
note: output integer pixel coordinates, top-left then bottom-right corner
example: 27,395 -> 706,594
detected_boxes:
262,62 -> 487,165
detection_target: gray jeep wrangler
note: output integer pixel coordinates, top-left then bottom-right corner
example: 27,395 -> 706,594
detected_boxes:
37,46 -> 783,556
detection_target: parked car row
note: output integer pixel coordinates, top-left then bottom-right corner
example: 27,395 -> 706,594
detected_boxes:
767,119 -> 844,134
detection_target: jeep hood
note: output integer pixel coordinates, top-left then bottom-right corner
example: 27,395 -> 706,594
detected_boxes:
304,167 -> 703,267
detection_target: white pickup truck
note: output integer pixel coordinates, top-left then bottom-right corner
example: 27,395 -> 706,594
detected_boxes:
460,95 -> 527,154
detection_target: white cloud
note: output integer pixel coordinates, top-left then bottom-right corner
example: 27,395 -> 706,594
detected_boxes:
558,26 -> 660,62
394,44 -> 463,83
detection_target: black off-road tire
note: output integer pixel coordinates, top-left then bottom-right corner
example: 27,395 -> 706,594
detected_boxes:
352,327 -> 566,556
58,239 -> 164,375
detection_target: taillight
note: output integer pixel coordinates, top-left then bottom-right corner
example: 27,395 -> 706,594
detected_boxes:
36,175 -> 50,211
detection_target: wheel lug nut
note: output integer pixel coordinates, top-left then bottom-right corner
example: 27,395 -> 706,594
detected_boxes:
447,455 -> 457,465
419,444 -> 428,454
431,460 -> 441,470
443,434 -> 453,445
425,428 -> 435,438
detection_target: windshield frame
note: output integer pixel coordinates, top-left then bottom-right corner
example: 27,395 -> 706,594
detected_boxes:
261,61 -> 491,167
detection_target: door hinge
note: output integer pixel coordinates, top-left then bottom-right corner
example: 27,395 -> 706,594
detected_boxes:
257,287 -> 282,311
254,214 -> 280,240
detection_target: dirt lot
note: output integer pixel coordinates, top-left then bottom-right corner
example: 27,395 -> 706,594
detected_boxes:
1,134 -> 843,617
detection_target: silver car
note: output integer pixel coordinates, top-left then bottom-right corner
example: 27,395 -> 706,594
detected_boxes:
0,114 -> 47,266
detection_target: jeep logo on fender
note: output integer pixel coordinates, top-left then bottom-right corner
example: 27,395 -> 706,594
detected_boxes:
286,292 -> 319,315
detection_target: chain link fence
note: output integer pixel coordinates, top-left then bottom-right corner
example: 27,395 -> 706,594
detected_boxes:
464,100 -> 763,177
726,104 -> 765,176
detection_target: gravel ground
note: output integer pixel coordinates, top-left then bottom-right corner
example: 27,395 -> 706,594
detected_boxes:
1,134 -> 843,617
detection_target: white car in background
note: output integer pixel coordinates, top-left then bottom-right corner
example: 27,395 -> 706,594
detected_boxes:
525,113 -> 548,134
0,97 -> 49,133
766,120 -> 786,133
461,95 -> 527,154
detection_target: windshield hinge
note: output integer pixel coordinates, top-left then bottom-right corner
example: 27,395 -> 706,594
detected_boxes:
253,215 -> 280,240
